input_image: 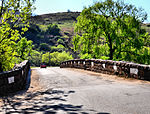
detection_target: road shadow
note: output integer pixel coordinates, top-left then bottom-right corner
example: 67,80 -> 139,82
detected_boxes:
0,89 -> 110,114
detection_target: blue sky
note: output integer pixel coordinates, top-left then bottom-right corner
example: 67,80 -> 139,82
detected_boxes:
33,0 -> 150,23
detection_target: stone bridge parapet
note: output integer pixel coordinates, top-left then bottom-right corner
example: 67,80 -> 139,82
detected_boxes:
0,60 -> 30,95
60,59 -> 150,81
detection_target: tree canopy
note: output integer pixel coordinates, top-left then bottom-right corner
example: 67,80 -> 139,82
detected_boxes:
0,0 -> 34,71
73,0 -> 150,64
42,51 -> 73,66
46,24 -> 60,36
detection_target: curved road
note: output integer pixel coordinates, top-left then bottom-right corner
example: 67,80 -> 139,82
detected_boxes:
35,67 -> 150,114
1,67 -> 150,114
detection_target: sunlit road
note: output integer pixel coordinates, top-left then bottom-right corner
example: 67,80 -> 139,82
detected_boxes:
34,67 -> 150,114
1,67 -> 149,114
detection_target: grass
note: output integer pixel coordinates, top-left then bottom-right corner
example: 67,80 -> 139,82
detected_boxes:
36,20 -> 74,34
30,66 -> 39,68
57,20 -> 74,28
54,21 -> 75,37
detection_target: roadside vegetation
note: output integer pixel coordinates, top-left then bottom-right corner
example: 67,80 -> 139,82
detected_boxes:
23,23 -> 74,67
0,0 -> 34,71
73,0 -> 150,64
1,0 -> 150,72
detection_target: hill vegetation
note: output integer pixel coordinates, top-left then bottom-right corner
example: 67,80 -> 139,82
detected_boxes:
31,12 -> 80,24
1,0 -> 150,71
23,10 -> 150,66
22,12 -> 80,66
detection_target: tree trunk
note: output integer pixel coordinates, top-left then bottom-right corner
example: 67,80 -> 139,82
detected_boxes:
108,34 -> 113,60
0,62 -> 2,72
109,48 -> 113,60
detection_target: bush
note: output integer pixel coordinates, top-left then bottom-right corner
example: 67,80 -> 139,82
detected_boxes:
50,51 -> 73,66
42,51 -> 73,66
42,52 -> 51,65
39,43 -> 50,51
28,50 -> 42,66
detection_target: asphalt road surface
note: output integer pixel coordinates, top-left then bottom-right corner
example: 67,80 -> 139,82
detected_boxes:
36,67 -> 150,114
1,67 -> 150,114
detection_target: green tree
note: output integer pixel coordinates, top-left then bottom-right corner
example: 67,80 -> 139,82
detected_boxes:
42,52 -> 51,65
42,51 -> 73,66
46,24 -> 60,36
16,37 -> 33,61
73,0 -> 149,63
39,43 -> 50,51
50,51 -> 73,66
28,50 -> 42,66
0,0 -> 34,71
51,44 -> 65,52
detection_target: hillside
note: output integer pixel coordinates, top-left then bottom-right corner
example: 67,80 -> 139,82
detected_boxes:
23,12 -> 150,66
30,12 -> 80,38
31,12 -> 80,25
28,12 -> 150,49
27,12 -> 150,52
22,12 -> 81,65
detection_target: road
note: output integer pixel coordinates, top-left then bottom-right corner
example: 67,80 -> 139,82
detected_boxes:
1,67 -> 150,114
37,67 -> 150,114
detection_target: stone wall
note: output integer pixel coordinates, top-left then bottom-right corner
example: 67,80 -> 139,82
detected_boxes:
60,59 -> 150,81
0,60 -> 30,95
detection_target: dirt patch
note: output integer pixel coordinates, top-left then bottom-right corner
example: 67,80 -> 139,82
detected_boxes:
28,69 -> 42,92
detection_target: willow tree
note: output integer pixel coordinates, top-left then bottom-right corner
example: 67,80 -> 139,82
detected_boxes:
73,0 -> 149,63
0,0 -> 34,71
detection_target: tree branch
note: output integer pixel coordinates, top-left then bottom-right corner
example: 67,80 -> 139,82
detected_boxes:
0,0 -> 5,18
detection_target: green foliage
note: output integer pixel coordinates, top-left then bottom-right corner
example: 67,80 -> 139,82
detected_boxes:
42,51 -> 73,66
63,35 -> 69,39
73,0 -> 149,64
28,50 -> 42,66
38,24 -> 48,32
39,43 -> 50,51
57,39 -> 65,44
24,23 -> 65,51
46,24 -> 60,36
16,37 -> 33,61
79,44 -> 109,59
58,21 -> 74,28
100,56 -> 110,60
23,22 -> 75,66
57,44 -> 65,49
42,52 -> 51,65
80,53 -> 92,59
50,51 -> 73,66
51,44 -> 65,52
0,0 -> 34,71
53,44 -> 65,52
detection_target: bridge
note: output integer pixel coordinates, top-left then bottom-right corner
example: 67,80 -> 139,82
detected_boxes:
0,60 -> 150,113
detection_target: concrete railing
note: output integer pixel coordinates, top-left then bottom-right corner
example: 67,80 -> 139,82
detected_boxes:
60,59 -> 150,81
0,60 -> 30,95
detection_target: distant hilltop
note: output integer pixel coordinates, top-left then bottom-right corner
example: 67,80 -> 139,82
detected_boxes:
30,12 -> 150,34
31,12 -> 81,25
